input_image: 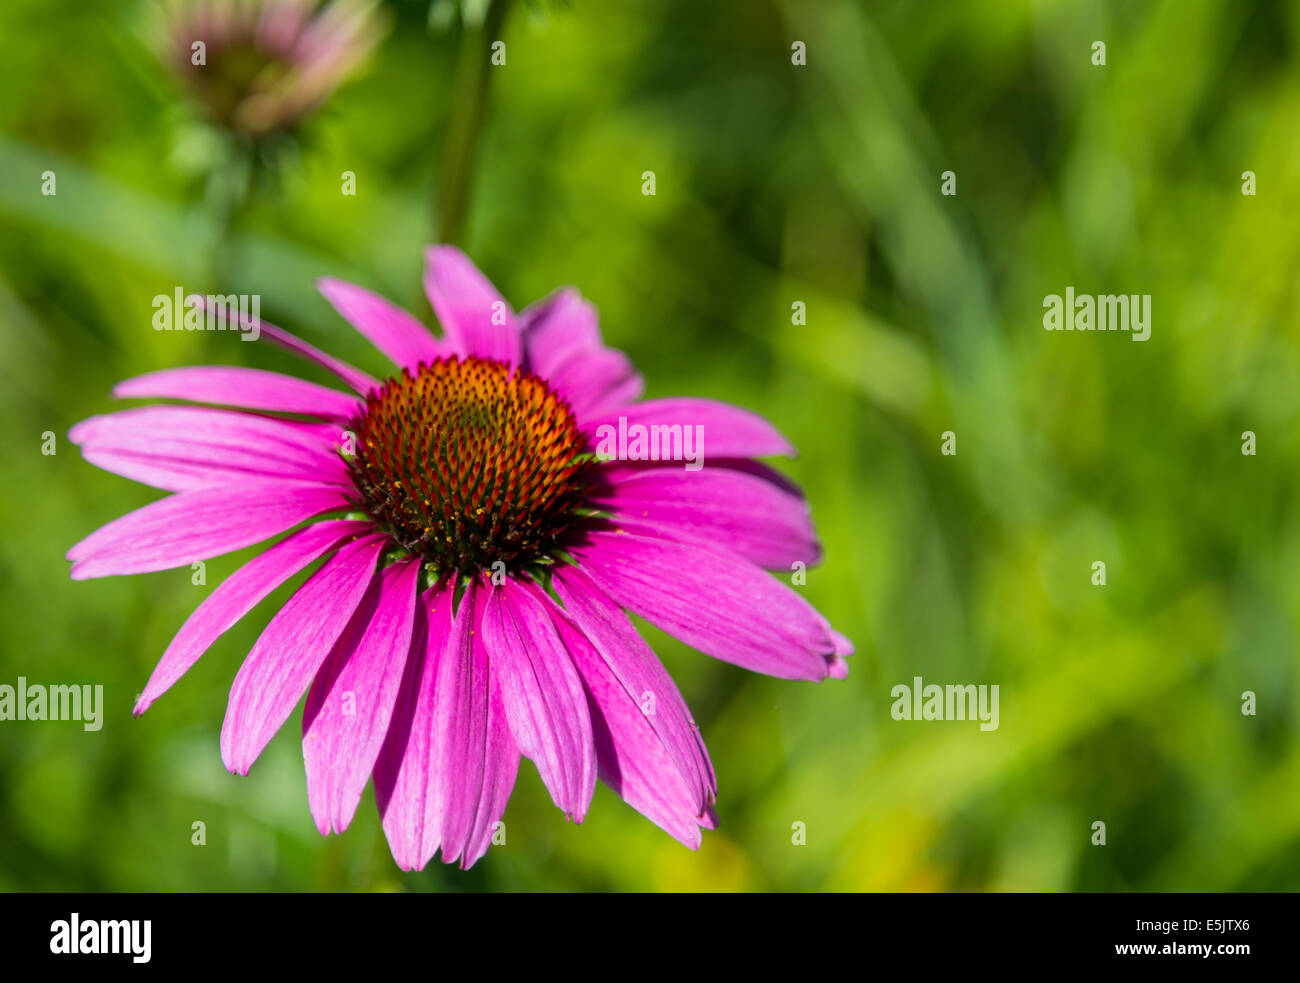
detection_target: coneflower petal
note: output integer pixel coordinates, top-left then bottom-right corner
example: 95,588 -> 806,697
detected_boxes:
374,577 -> 521,870
71,406 -> 349,492
421,577 -> 490,864
518,288 -> 601,377
549,347 -> 645,422
194,295 -> 379,395
456,661 -> 518,869
516,287 -> 643,419
67,480 -> 352,579
220,533 -> 386,775
481,578 -> 596,823
135,518 -> 373,714
548,602 -> 713,848
573,530 -> 837,681
552,567 -> 715,811
372,581 -> 445,871
303,555 -> 421,835
591,466 -> 822,570
582,397 -> 796,458
423,245 -> 521,366
317,277 -> 450,372
113,366 -> 363,421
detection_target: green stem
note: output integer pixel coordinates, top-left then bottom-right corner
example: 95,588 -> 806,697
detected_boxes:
434,0 -> 513,245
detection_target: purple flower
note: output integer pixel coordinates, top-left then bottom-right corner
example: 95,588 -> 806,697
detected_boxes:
69,247 -> 852,869
158,0 -> 386,139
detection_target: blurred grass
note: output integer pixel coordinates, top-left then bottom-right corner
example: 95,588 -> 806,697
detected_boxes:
1,0 -> 1298,891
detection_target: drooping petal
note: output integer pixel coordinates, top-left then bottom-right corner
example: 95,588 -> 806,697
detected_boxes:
572,530 -> 836,680
317,277 -> 449,372
303,556 -> 421,835
552,566 -> 715,811
591,466 -> 821,569
456,674 -> 518,868
374,577 -> 520,870
220,534 -> 386,775
256,319 -> 380,395
71,406 -> 349,492
195,295 -> 378,395
583,397 -> 795,459
67,480 -> 352,580
373,581 -> 444,870
113,366 -> 363,421
480,577 -> 595,822
134,518 -> 372,714
422,245 -> 521,366
420,577 -> 490,864
545,597 -> 713,847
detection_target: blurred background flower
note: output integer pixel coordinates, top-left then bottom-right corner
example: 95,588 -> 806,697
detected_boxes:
156,0 -> 387,142
0,0 -> 1298,892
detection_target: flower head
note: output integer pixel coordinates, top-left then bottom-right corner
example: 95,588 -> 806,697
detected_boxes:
347,355 -> 594,573
158,0 -> 385,140
69,247 -> 852,869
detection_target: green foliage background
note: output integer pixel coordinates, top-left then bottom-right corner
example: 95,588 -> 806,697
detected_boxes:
1,0 -> 1298,891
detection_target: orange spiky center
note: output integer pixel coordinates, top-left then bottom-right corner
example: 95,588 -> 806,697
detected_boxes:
347,356 -> 594,574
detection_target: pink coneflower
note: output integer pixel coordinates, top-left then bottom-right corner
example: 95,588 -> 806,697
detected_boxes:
69,247 -> 852,869
157,0 -> 386,139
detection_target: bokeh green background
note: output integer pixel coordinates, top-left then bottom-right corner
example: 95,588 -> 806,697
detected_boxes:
2,0 -> 1299,891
